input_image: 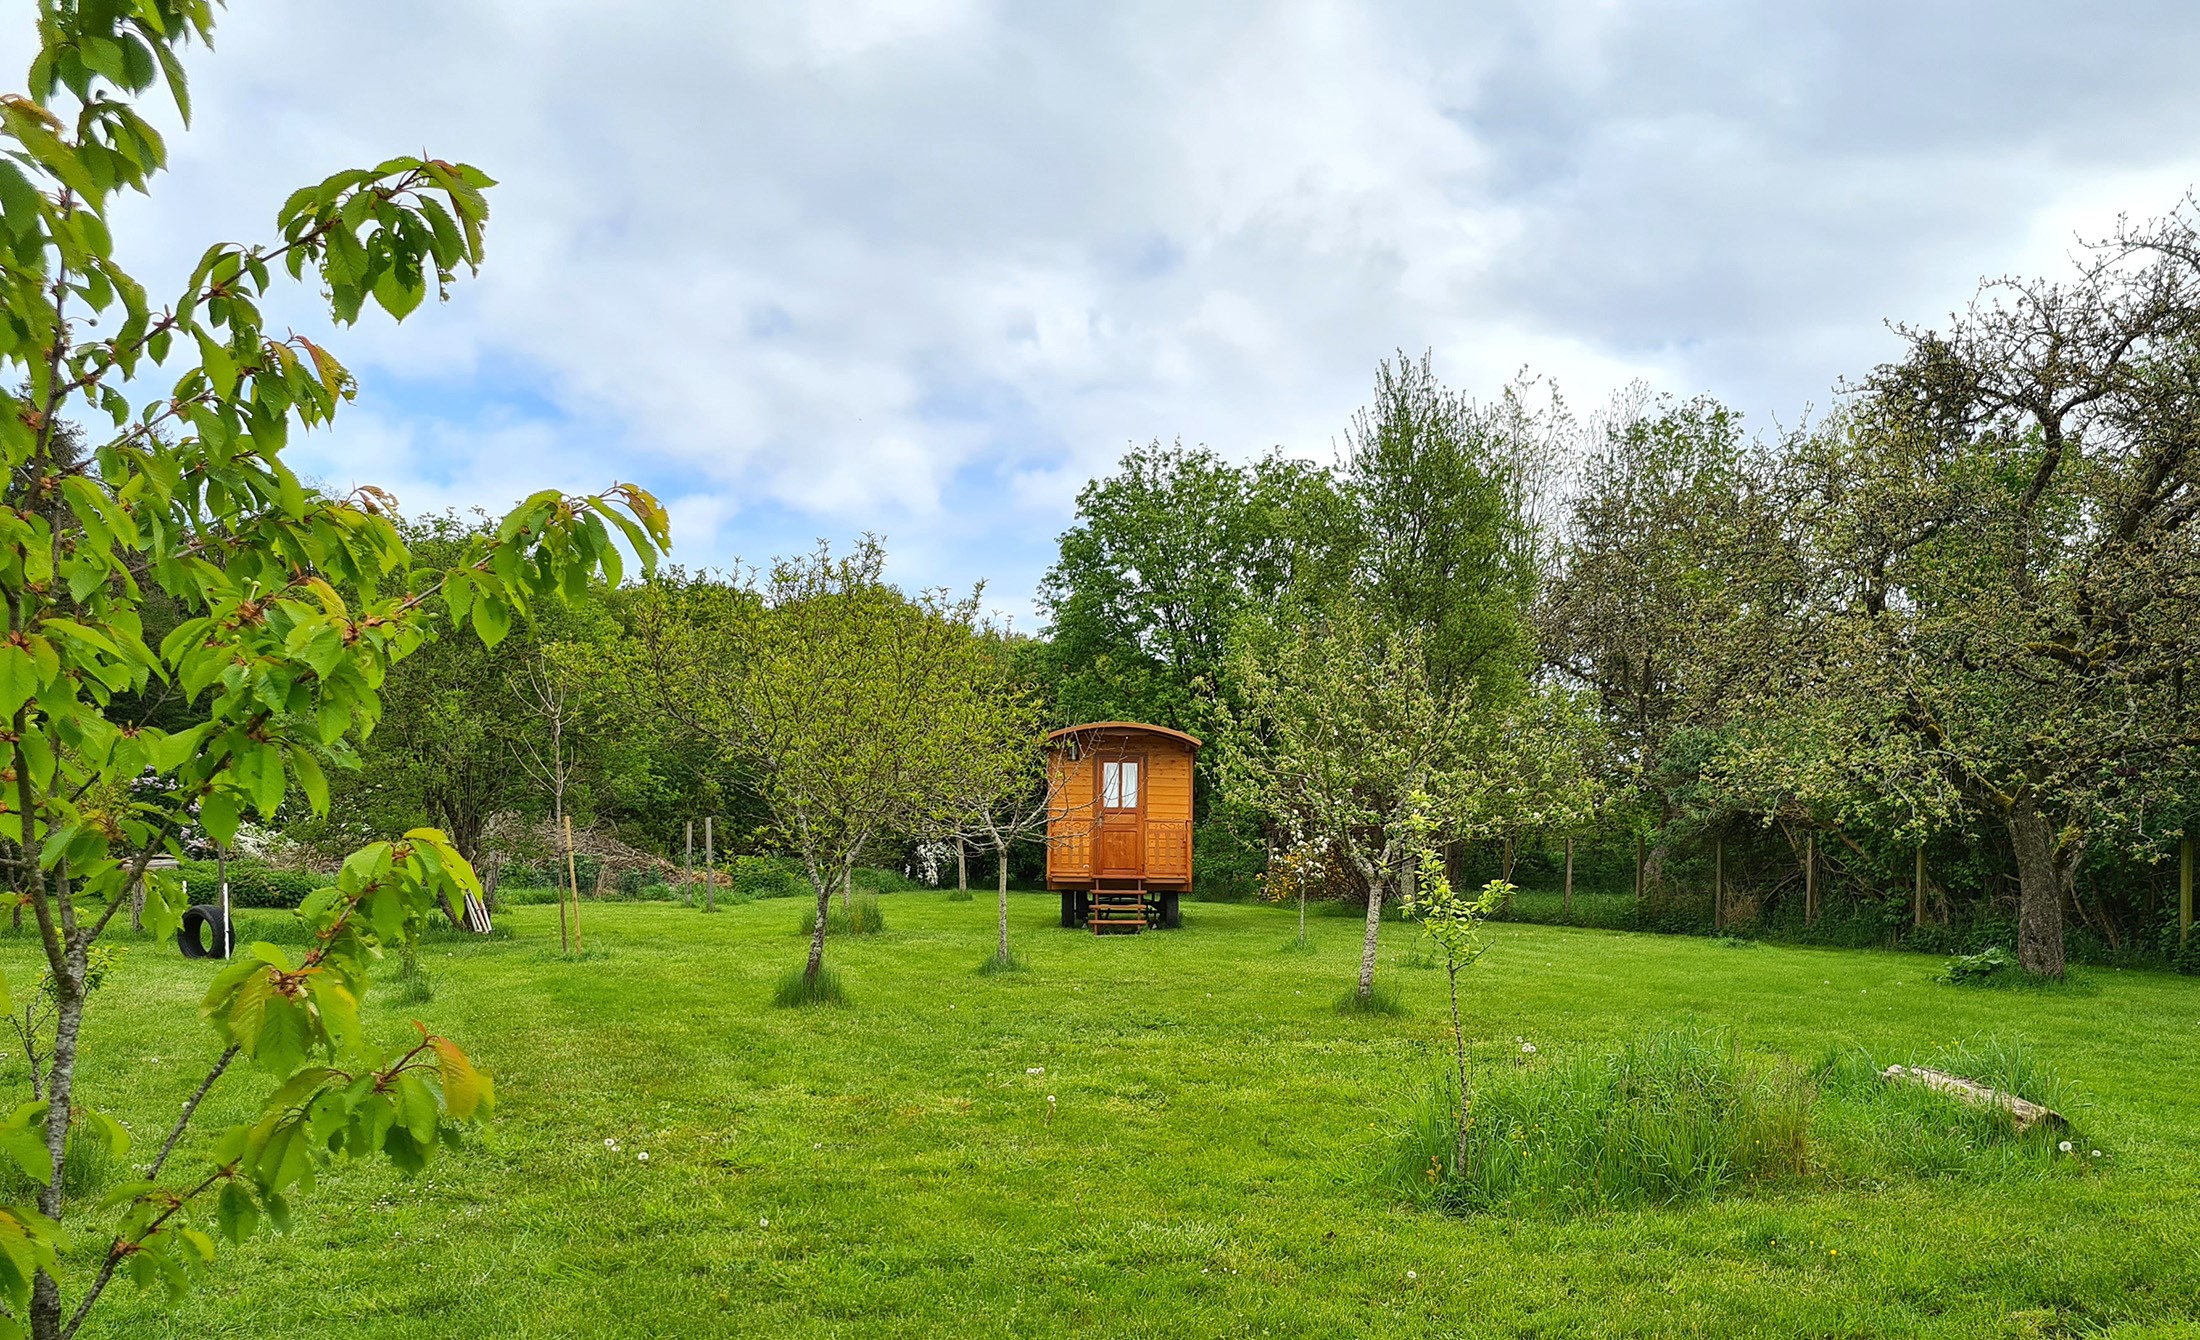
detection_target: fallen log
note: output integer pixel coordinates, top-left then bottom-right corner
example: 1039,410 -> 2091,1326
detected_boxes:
1880,1064 -> 2066,1133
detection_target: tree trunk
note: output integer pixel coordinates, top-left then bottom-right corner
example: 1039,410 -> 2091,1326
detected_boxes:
996,838 -> 1011,962
1804,830 -> 1817,926
31,969 -> 83,1339
804,863 -> 833,983
563,814 -> 583,954
2007,804 -> 2071,978
1447,960 -> 1469,1176
2182,833 -> 2193,948
1713,836 -> 1723,930
703,816 -> 716,914
1356,872 -> 1386,1000
1562,836 -> 1574,917
957,841 -> 968,895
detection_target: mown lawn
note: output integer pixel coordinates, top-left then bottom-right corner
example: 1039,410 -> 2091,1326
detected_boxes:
13,894 -> 2200,1338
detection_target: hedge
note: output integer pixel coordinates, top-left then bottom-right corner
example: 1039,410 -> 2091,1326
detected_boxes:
173,859 -> 331,910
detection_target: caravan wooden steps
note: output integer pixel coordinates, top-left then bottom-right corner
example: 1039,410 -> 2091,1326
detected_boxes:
1091,887 -> 1149,935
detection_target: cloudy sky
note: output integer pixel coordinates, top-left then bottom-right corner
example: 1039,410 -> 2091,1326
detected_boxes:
12,2 -> 2200,619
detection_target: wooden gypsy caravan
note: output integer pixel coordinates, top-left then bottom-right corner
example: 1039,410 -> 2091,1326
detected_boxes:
1044,722 -> 1200,934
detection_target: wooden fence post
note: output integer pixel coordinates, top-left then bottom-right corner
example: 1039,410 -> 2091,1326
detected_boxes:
1804,830 -> 1817,926
2182,833 -> 2193,948
563,813 -> 582,954
684,819 -> 694,908
704,815 -> 717,913
1713,836 -> 1724,930
1563,836 -> 1574,917
556,817 -> 570,954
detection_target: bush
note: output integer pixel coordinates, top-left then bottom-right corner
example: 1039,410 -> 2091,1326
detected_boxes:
772,964 -> 846,1007
852,866 -> 921,894
174,858 -> 330,910
1392,1026 -> 1809,1213
1938,945 -> 2017,985
732,856 -> 810,900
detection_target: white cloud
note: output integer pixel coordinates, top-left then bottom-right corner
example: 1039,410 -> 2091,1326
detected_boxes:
7,1 -> 2200,617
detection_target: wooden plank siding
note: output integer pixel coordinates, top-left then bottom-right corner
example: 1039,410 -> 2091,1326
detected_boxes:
1046,753 -> 1096,882
1143,747 -> 1193,881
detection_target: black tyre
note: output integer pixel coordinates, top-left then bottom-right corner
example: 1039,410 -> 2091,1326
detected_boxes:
176,903 -> 232,960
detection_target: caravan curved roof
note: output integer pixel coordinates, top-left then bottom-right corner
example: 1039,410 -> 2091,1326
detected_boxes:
1043,721 -> 1203,751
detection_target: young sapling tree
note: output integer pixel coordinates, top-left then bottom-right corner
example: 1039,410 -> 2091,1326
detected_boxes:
1403,805 -> 1505,1177
937,637 -> 1054,969
1222,606 -> 1480,1005
641,541 -> 989,994
0,8 -> 671,1335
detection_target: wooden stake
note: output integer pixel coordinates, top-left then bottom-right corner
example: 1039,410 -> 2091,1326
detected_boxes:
2182,833 -> 2193,948
704,815 -> 716,913
1713,836 -> 1724,930
556,824 -> 570,953
1563,836 -> 1574,916
1914,843 -> 1926,928
217,844 -> 232,959
685,819 -> 694,908
1804,830 -> 1817,926
564,813 -> 583,954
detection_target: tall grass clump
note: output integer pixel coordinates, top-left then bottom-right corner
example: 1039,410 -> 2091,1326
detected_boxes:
1392,1026 -> 1809,1213
772,964 -> 847,1007
0,1123 -> 119,1199
1813,1037 -> 2084,1180
793,894 -> 887,937
975,948 -> 1027,975
389,946 -> 437,1004
1336,980 -> 1407,1016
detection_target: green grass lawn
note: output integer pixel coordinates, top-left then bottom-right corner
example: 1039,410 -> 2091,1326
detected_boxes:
13,894 -> 2200,1338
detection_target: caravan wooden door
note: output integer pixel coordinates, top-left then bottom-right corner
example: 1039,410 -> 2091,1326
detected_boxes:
1096,755 -> 1145,878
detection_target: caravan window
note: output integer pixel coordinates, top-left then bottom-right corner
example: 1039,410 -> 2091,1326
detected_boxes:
1102,760 -> 1140,809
